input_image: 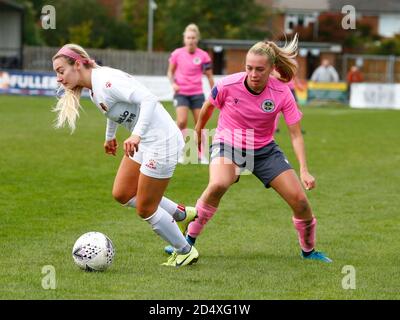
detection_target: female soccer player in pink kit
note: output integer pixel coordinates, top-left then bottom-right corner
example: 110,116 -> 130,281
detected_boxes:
52,44 -> 198,267
167,23 -> 214,164
167,34 -> 331,262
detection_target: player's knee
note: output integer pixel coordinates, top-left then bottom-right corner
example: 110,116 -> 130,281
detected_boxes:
112,189 -> 135,205
176,120 -> 187,130
293,195 -> 310,215
135,202 -> 158,219
208,181 -> 230,198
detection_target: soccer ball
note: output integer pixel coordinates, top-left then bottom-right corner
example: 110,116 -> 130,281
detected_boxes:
72,232 -> 115,271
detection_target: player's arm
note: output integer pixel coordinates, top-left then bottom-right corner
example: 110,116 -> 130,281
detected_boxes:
105,118 -> 118,141
104,119 -> 118,156
167,62 -> 179,92
125,92 -> 158,157
195,100 -> 215,148
287,122 -> 316,190
204,68 -> 214,91
108,76 -> 158,157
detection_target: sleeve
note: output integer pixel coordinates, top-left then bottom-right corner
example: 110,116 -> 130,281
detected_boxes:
310,68 -> 319,81
168,49 -> 178,66
281,86 -> 302,126
105,118 -> 118,141
131,94 -> 158,138
330,67 -> 339,82
108,74 -> 159,138
346,72 -> 351,83
202,51 -> 212,71
208,80 -> 225,109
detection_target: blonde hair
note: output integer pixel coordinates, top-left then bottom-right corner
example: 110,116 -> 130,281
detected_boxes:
248,34 -> 298,83
52,44 -> 97,133
183,23 -> 201,40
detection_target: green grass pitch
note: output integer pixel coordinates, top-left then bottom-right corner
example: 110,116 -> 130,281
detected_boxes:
0,95 -> 399,299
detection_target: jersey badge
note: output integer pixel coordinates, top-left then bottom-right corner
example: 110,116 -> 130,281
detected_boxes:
261,99 -> 275,113
193,57 -> 201,65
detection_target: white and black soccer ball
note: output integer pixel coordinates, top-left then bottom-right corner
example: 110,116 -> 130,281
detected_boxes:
72,232 -> 115,271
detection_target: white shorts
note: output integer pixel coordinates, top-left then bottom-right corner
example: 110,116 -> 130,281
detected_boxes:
129,136 -> 184,179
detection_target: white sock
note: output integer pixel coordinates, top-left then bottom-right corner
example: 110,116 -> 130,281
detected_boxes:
123,197 -> 137,208
144,207 -> 190,254
124,196 -> 186,221
159,197 -> 186,221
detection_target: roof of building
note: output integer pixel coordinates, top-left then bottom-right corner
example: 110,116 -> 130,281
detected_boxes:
201,39 -> 342,53
0,0 -> 24,11
262,0 -> 400,14
272,0 -> 329,12
328,0 -> 400,14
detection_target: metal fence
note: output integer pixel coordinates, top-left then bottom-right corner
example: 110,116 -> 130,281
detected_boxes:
23,46 -> 170,75
0,47 -> 22,69
342,54 -> 400,83
19,46 -> 400,81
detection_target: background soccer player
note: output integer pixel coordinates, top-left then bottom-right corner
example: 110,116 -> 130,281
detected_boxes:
167,23 -> 214,164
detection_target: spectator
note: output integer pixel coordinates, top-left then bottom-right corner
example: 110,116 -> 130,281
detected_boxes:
346,65 -> 364,101
311,59 -> 339,82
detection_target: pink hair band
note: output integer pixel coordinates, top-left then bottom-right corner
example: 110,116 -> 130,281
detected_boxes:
56,46 -> 93,64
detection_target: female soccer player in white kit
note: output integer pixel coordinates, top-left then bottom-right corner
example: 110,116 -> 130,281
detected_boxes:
52,44 -> 198,267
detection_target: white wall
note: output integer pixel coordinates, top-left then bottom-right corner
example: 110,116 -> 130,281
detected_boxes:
135,75 -> 224,101
378,14 -> 400,37
350,83 -> 400,109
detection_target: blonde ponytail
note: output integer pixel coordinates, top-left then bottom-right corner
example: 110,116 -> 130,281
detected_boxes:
249,34 -> 298,82
52,86 -> 83,133
52,43 -> 97,133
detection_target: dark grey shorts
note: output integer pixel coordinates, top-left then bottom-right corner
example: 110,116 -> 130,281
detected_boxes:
173,93 -> 205,109
210,141 -> 293,188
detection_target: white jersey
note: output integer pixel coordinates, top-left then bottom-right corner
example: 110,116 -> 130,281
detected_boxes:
90,67 -> 182,152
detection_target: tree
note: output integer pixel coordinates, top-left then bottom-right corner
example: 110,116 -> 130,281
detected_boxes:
154,0 -> 272,51
19,0 -> 271,50
367,35 -> 400,55
68,20 -> 104,48
122,0 -> 148,49
31,0 -> 136,49
15,0 -> 45,45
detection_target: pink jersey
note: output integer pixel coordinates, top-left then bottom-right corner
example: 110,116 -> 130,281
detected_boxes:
287,79 -> 295,90
209,72 -> 302,149
169,47 -> 212,95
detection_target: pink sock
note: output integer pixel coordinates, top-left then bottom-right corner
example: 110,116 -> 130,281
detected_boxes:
187,199 -> 217,237
292,216 -> 317,252
198,145 -> 204,159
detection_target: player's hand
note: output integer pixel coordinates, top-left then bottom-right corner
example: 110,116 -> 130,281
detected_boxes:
300,171 -> 316,190
124,134 -> 141,157
172,83 -> 180,92
104,139 -> 118,156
